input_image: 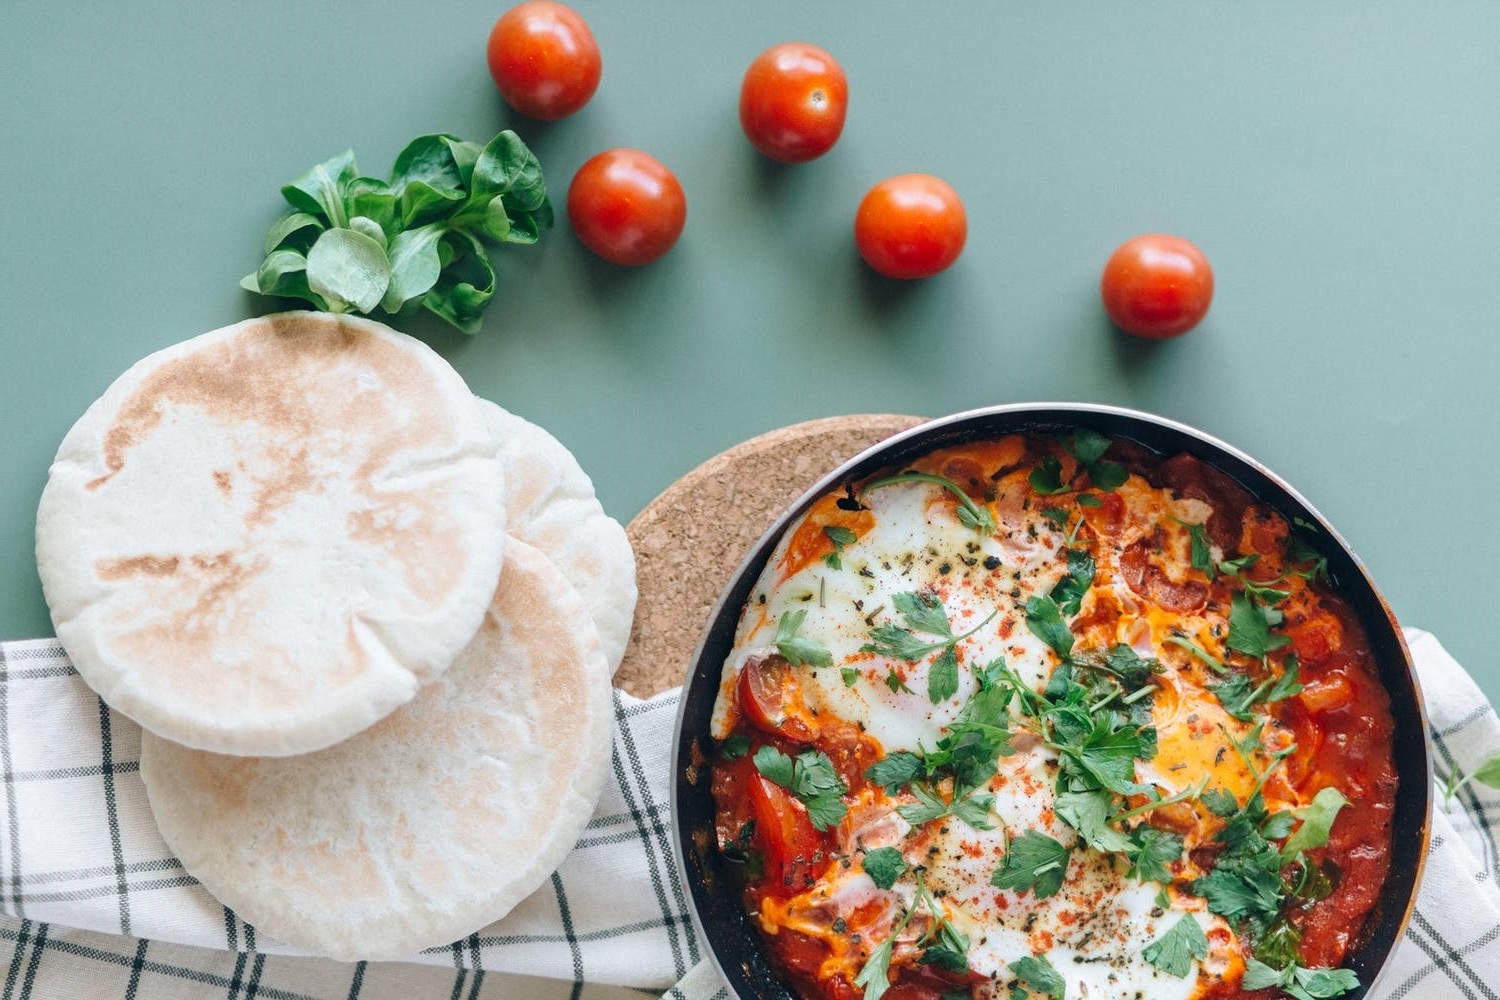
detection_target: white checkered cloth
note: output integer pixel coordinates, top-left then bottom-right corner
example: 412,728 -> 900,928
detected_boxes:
0,629 -> 1495,999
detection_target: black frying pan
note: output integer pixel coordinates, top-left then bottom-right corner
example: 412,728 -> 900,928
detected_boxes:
671,402 -> 1430,1000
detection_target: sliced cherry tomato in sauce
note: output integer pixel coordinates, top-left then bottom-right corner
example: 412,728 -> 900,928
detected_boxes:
737,655 -> 815,742
747,772 -> 824,891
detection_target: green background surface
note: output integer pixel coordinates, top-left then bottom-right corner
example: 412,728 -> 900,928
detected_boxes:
2,3 -> 1496,699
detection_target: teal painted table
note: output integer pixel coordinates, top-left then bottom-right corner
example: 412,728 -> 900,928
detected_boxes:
3,3 -> 1496,698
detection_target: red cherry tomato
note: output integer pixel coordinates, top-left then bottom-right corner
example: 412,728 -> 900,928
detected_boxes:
736,656 -> 815,742
747,772 -> 823,889
738,42 -> 848,163
567,149 -> 687,266
854,174 -> 967,280
485,1 -> 601,120
1100,234 -> 1215,339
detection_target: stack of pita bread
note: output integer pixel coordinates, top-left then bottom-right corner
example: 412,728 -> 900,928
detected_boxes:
34,312 -> 637,961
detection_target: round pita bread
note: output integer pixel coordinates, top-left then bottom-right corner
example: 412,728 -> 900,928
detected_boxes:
478,399 -> 636,672
140,538 -> 614,961
36,312 -> 507,757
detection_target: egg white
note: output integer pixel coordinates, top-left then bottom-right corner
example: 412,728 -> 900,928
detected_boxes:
713,480 -> 1066,750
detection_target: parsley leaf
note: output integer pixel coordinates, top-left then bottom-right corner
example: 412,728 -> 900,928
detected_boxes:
1287,533 -> 1330,583
1127,825 -> 1185,883
1056,790 -> 1134,854
928,647 -> 960,704
897,783 -> 951,826
1025,595 -> 1074,659
1065,720 -> 1153,796
1142,914 -> 1209,977
1281,787 -> 1349,861
752,745 -> 848,831
865,751 -> 924,794
752,744 -> 795,787
1191,854 -> 1283,929
804,792 -> 848,831
1183,520 -> 1216,578
862,846 -> 907,890
951,792 -> 997,830
719,733 -> 751,759
1200,785 -> 1236,815
1050,548 -> 1096,617
1008,954 -> 1065,1000
1243,958 -> 1361,1000
992,830 -> 1072,899
1444,752 -> 1500,806
1087,460 -> 1128,491
862,591 -> 996,704
1211,658 -> 1303,721
1071,428 -> 1112,466
885,669 -> 915,694
1227,592 -> 1292,660
854,935 -> 895,1000
823,525 -> 858,569
895,590 -> 954,638
1029,455 -> 1068,495
1072,430 -> 1128,491
921,943 -> 970,974
775,609 -> 834,668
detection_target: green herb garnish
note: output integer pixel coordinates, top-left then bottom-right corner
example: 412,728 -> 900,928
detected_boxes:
991,830 -> 1072,899
1444,752 -> 1500,806
823,525 -> 858,569
860,472 -> 996,535
861,591 -> 997,704
1142,914 -> 1210,978
242,131 -> 551,334
1242,958 -> 1361,1000
752,745 -> 848,830
862,847 -> 907,890
1007,954 -> 1066,1000
775,608 -> 834,668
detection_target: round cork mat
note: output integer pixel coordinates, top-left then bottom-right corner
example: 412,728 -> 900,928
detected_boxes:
614,413 -> 926,699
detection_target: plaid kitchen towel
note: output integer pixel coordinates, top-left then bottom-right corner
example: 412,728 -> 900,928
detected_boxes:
0,629 -> 1496,999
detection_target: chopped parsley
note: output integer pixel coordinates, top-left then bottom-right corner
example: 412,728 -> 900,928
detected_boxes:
861,846 -> 907,890
991,830 -> 1072,899
752,745 -> 848,831
1029,430 -> 1128,496
1142,914 -> 1209,978
1242,958 -> 1361,1000
861,590 -> 998,704
1226,591 -> 1293,661
1007,954 -> 1065,1000
823,525 -> 858,569
854,869 -> 968,1000
774,609 -> 834,668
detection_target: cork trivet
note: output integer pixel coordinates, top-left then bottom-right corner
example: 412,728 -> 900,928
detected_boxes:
615,414 -> 926,699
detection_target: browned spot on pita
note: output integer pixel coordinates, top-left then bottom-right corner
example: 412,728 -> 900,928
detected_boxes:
245,444 -> 320,528
95,554 -> 181,580
180,753 -> 260,814
213,470 -> 233,495
345,491 -> 468,605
